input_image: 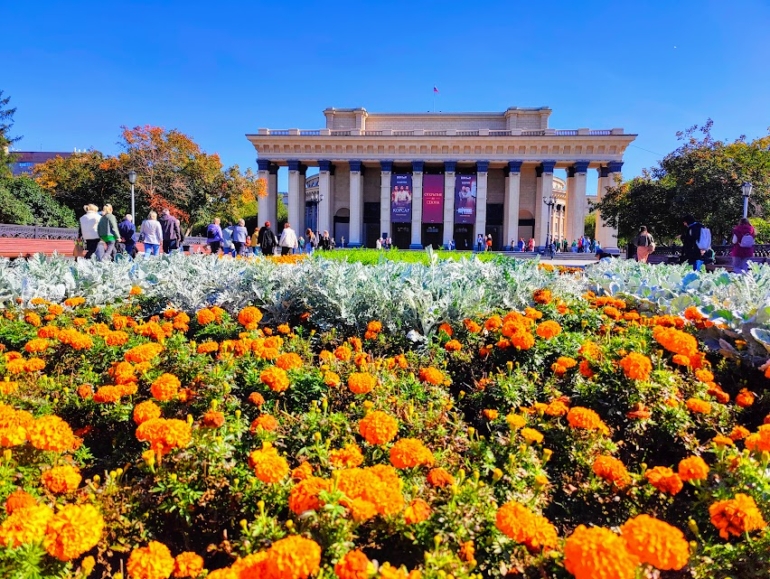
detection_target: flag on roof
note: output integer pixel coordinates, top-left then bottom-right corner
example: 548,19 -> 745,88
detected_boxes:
433,86 -> 439,93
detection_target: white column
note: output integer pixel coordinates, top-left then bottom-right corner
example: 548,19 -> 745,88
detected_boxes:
503,161 -> 522,249
536,162 -> 555,248
443,161 -> 456,247
596,161 -> 622,247
257,160 -> 277,229
565,168 -> 576,243
569,162 -> 589,243
287,160 -> 302,230
349,160 -> 363,247
379,161 -> 392,242
298,166 -> 307,237
411,161 -> 423,248
474,161 -> 488,244
318,161 -> 332,236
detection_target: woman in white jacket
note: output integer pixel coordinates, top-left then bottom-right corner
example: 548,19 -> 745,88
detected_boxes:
78,204 -> 102,259
140,211 -> 163,257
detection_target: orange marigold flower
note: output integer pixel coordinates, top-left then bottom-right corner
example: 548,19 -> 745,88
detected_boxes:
44,503 -> 103,561
619,352 -> 652,381
745,424 -> 770,452
564,525 -> 639,579
276,352 -> 303,371
150,373 -> 181,401
620,515 -> 689,571
348,372 -> 376,394
127,540 -> 175,579
329,443 -> 365,468
678,456 -> 709,482
735,388 -> 755,408
368,320 -> 384,333
544,399 -> 570,417
334,549 -> 371,579
684,396 -> 711,415
24,312 -> 41,327
0,379 -> 19,395
334,345 -> 352,361
729,425 -> 750,441
404,498 -> 431,524
390,438 -> 434,469
291,461 -> 313,481
277,323 -> 291,335
173,552 -> 204,578
495,501 -> 558,552
533,288 -> 552,304
248,442 -> 289,483
41,464 -> 82,494
535,321 -> 561,340
105,331 -> 129,347
23,338 -> 50,354
196,308 -> 216,326
645,466 -> 683,495
202,410 -> 225,428
263,535 -> 321,579
260,366 -> 290,392
482,409 -> 499,421
56,328 -> 93,350
652,325 -> 698,357
248,392 -> 265,407
566,407 -> 609,436
709,493 -> 767,540
5,489 -> 36,515
0,504 -> 53,548
459,540 -> 475,563
444,339 -> 462,352
27,415 -> 76,452
93,385 -> 122,404
359,411 -> 399,445
136,418 -> 191,457
323,371 -> 341,388
64,296 -> 86,308
578,340 -> 602,361
129,285 -> 143,296
133,400 -> 162,425
418,367 -> 448,386
485,315 -> 503,331
712,434 -> 734,447
250,414 -> 278,433
426,467 -> 454,488
579,359 -> 595,379
125,342 -> 163,364
237,306 -> 263,330
463,319 -> 481,333
289,476 -> 331,514
592,456 -> 630,488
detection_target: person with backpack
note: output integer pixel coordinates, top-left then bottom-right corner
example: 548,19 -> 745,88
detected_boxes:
256,221 -> 277,257
206,218 -> 224,255
635,226 -> 656,263
682,215 -> 711,270
730,217 -> 756,274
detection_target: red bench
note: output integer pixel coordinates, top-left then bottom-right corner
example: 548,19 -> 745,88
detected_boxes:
0,239 -> 77,258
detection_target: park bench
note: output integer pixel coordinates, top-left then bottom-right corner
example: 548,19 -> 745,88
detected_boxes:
0,239 -> 76,258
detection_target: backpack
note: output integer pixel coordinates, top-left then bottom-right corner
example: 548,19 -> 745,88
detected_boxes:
740,234 -> 755,248
696,225 -> 711,251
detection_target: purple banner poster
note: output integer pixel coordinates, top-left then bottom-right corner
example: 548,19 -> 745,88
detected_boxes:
422,175 -> 444,223
454,174 -> 477,224
390,174 -> 412,223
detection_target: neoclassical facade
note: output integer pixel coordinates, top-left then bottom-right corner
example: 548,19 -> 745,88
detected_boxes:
247,107 -> 635,249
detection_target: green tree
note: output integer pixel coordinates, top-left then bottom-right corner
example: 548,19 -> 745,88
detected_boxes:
0,90 -> 21,178
584,213 -> 596,240
596,121 -> 770,245
0,176 -> 77,227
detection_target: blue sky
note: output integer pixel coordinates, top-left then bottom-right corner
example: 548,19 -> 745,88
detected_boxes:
4,0 -> 769,192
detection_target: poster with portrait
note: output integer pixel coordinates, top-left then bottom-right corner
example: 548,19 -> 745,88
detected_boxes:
422,174 -> 444,223
454,174 -> 477,224
390,174 -> 412,223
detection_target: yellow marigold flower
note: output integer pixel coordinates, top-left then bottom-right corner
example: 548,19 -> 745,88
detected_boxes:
348,372 -> 376,394
64,296 -> 86,308
495,501 -> 558,552
678,456 -> 709,482
390,438 -> 434,469
260,366 -> 290,392
418,367 -> 449,386
645,466 -> 683,495
505,413 -> 527,430
250,414 -> 278,433
4,489 -> 36,515
0,504 -> 52,548
133,400 -> 162,425
520,427 -> 543,444
173,552 -> 204,578
482,409 -> 498,420
276,352 -> 303,371
150,373 -> 181,401
359,411 -> 399,445
127,540 -> 175,579
334,549 -> 371,579
566,407 -> 609,436
620,515 -> 689,571
564,525 -> 639,579
237,306 -> 263,330
41,464 -> 81,494
592,456 -> 630,488
248,442 -> 289,483
619,352 -> 652,381
288,476 -> 330,514
124,342 -> 163,364
578,340 -> 602,361
535,320 -> 562,340
426,467 -> 454,488
27,415 -> 76,452
404,498 -> 431,524
709,493 -> 767,539
329,443 -> 364,468
44,504 -> 104,561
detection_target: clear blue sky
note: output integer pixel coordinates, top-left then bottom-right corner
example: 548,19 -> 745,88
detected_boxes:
4,0 -> 769,192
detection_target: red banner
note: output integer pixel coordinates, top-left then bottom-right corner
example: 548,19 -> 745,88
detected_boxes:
422,175 -> 444,224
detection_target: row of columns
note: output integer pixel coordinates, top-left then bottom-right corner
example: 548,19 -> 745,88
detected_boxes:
257,159 -> 623,248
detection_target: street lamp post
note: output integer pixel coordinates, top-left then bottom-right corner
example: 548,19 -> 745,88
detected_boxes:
543,195 -> 556,259
127,170 -> 137,220
741,181 -> 753,219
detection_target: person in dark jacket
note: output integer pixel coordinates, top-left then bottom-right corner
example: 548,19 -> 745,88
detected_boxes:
681,215 -> 704,270
160,208 -> 182,254
318,230 -> 332,251
256,221 -> 277,257
207,218 -> 224,254
118,214 -> 137,258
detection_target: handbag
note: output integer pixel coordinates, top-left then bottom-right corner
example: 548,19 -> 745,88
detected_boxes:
73,240 -> 85,258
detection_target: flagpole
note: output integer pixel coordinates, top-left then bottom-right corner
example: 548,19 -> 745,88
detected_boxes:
433,87 -> 435,113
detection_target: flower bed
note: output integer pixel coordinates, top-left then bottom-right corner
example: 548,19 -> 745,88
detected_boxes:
0,255 -> 768,578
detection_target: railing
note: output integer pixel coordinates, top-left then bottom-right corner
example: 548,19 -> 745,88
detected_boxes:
425,130 -> 447,136
521,130 -> 546,136
456,130 -> 479,136
555,130 -> 578,136
0,224 -> 78,240
299,130 -> 320,136
589,130 -> 611,136
393,130 -> 414,136
626,244 -> 770,259
362,130 -> 383,136
270,130 -> 290,136
330,130 -> 351,136
489,130 -> 512,136
256,128 -> 624,137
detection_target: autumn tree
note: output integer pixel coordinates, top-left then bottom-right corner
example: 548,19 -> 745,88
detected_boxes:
596,120 -> 770,244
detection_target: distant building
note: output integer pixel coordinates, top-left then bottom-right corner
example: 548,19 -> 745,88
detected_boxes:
10,152 -> 73,176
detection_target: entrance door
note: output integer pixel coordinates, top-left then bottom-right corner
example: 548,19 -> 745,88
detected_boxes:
392,223 -> 411,249
486,226 -> 502,251
421,224 -> 443,250
453,225 -> 472,251
334,221 -> 349,248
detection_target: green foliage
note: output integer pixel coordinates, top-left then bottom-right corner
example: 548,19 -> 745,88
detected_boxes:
0,90 -> 20,179
0,176 -> 77,227
584,213 -> 595,240
749,217 -> 770,243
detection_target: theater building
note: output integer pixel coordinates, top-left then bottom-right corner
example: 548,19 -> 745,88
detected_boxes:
247,107 -> 635,249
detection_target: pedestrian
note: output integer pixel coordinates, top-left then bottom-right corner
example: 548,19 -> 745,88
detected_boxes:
305,228 -> 316,254
256,221 -> 277,256
97,204 -> 120,262
528,238 -> 535,252
319,230 -> 332,251
206,218 -> 224,255
159,208 -> 182,254
78,204 -> 102,259
232,219 -> 249,255
730,217 -> 756,274
635,226 -> 655,263
222,223 -> 236,256
140,211 -> 163,257
118,214 -> 137,259
279,222 -> 299,255
681,215 -> 706,270
486,234 -> 492,252
476,234 -> 484,252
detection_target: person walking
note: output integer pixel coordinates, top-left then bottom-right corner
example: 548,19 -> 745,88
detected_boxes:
730,217 -> 756,274
256,221 -> 277,256
635,226 -> 655,263
118,214 -> 137,259
140,211 -> 163,257
232,219 -> 249,256
304,228 -> 316,255
159,208 -> 182,254
681,215 -> 706,270
319,230 -> 332,251
206,218 -> 224,255
97,204 -> 120,262
78,204 -> 102,259
278,222 -> 299,255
